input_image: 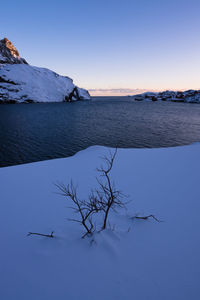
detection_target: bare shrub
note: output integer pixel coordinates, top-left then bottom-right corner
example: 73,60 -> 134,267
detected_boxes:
56,148 -> 126,237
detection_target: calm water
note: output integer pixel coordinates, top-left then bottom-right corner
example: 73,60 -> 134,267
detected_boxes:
1,97 -> 200,167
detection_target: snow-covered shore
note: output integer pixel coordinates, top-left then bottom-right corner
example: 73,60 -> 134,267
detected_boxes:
0,144 -> 200,300
132,90 -> 200,103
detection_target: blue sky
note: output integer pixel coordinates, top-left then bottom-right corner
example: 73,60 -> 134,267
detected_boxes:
1,0 -> 200,94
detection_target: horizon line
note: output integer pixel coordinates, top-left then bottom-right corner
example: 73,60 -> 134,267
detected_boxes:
88,88 -> 200,96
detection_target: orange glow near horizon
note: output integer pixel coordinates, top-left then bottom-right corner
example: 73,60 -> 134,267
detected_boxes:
88,88 -> 199,97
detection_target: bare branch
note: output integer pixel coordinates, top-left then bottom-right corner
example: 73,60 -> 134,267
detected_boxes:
27,231 -> 54,238
67,218 -> 82,224
55,180 -> 99,237
95,148 -> 126,230
134,214 -> 161,222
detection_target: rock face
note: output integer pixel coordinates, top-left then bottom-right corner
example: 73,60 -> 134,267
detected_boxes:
0,38 -> 28,65
132,90 -> 200,104
0,38 -> 90,103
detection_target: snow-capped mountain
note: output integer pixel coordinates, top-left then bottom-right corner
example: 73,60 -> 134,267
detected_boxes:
132,90 -> 200,103
0,38 -> 90,103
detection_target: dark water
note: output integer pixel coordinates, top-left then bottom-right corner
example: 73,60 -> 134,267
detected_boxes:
1,97 -> 200,167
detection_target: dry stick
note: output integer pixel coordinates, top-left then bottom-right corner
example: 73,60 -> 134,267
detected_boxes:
135,214 -> 161,222
27,231 -> 54,238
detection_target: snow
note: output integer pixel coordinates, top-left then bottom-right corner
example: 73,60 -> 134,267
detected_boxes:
0,53 -> 6,62
0,144 -> 200,300
0,64 -> 90,103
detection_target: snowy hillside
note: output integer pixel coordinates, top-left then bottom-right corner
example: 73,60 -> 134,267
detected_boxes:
0,144 -> 200,300
132,90 -> 200,103
0,64 -> 90,103
0,38 -> 90,103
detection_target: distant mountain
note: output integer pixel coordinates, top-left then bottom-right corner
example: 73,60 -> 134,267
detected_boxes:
89,88 -> 159,96
0,38 -> 90,103
131,90 -> 200,104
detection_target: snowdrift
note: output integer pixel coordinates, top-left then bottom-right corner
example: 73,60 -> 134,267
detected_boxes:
0,144 -> 200,300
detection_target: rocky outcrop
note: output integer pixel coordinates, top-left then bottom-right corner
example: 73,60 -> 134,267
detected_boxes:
132,90 -> 200,104
0,38 -> 28,65
0,38 -> 90,103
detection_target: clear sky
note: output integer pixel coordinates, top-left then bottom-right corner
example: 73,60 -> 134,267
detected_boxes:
1,0 -> 200,95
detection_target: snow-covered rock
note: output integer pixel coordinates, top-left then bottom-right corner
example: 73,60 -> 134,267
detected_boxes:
0,38 -> 90,103
76,87 -> 91,100
0,64 -> 88,103
132,90 -> 200,103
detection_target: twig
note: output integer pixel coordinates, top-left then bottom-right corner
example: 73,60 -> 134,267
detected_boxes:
82,231 -> 92,239
134,214 -> 161,222
27,231 -> 54,238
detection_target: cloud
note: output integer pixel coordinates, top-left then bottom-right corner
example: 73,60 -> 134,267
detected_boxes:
88,88 -> 159,96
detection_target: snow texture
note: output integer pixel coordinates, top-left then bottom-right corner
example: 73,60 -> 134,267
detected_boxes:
0,64 -> 90,103
0,144 -> 200,300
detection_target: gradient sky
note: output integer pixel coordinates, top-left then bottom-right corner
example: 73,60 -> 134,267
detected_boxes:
1,0 -> 200,94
